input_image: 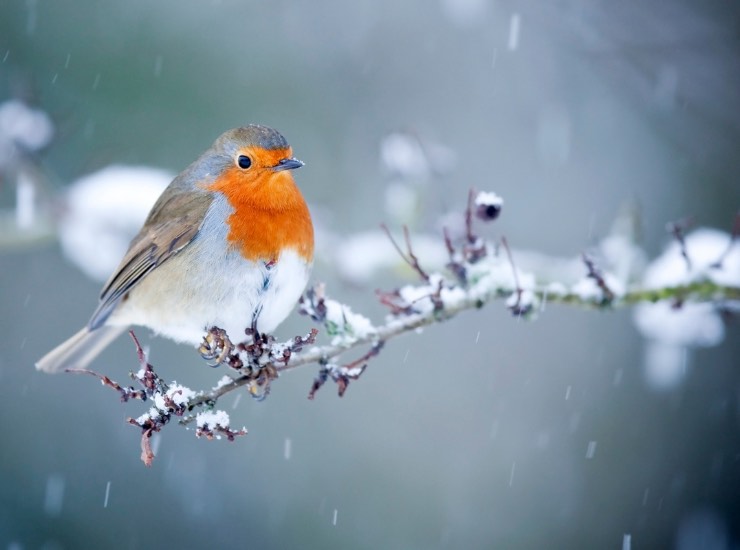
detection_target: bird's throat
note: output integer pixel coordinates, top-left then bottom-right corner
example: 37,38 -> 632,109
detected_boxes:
207,168 -> 314,263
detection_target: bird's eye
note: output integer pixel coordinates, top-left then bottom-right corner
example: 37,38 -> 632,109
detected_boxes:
237,155 -> 252,169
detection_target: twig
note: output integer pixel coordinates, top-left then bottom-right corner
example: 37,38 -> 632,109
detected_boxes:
666,217 -> 694,271
139,429 -> 155,467
380,223 -> 431,282
710,211 -> 740,269
196,423 -> 248,441
465,188 -> 476,244
500,236 -> 527,315
462,189 -> 488,263
500,236 -> 521,293
443,225 -> 467,284
308,340 -> 385,399
403,225 -> 431,282
582,253 -> 616,304
65,368 -> 146,402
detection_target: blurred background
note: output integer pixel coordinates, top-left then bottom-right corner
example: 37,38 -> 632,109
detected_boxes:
1,0 -> 739,548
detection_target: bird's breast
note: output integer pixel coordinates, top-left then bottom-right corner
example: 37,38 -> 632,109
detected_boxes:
111,196 -> 312,342
205,169 -> 314,263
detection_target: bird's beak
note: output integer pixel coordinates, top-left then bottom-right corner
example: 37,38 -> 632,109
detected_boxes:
273,157 -> 304,171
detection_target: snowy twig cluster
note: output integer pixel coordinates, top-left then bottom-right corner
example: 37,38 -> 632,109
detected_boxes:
69,332 -> 248,466
69,189 -> 739,465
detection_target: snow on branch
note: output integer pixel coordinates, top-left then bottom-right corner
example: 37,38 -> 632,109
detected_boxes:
66,190 -> 740,465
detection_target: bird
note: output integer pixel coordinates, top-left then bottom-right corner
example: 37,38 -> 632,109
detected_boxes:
37,125 -> 314,373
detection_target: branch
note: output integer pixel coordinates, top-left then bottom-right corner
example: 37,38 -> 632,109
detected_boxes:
185,279 -> 739,408
64,188 -> 740,465
666,217 -> 695,271
380,223 -> 431,282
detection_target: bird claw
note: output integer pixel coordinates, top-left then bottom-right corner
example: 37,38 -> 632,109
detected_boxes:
199,327 -> 232,367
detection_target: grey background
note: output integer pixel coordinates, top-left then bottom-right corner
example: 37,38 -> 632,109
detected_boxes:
1,0 -> 739,548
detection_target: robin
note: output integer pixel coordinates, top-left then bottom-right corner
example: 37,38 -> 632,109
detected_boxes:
37,125 -> 314,373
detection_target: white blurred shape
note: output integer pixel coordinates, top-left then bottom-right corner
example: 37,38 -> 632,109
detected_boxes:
634,228 -> 738,390
643,342 -> 688,390
0,99 -> 53,170
59,165 -> 172,281
634,302 -> 724,347
586,440 -> 597,459
380,131 -> 456,181
232,393 -> 242,410
622,534 -> 631,550
0,99 -> 53,152
508,461 -> 516,486
15,170 -> 36,229
508,13 -> 521,51
380,132 -> 430,180
150,433 -> 162,456
640,228 -> 740,289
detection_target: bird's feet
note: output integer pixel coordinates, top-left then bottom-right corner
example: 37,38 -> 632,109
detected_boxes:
199,327 -> 233,367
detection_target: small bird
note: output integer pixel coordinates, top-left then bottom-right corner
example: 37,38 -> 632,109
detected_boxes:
37,125 -> 314,373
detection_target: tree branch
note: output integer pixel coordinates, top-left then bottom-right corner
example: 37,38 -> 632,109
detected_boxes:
64,188 -> 740,465
185,278 -> 740,409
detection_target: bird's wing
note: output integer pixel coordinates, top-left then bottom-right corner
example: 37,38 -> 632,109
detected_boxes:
88,189 -> 214,330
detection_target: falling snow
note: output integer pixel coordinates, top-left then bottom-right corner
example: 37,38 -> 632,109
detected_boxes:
507,13 -> 521,51
509,461 -> 516,486
586,441 -> 597,459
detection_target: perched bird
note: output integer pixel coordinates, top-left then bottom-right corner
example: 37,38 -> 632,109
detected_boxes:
37,125 -> 314,373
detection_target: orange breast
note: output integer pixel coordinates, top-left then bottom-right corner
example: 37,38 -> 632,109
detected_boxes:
206,164 -> 314,263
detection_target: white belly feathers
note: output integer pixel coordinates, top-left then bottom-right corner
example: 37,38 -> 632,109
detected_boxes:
109,194 -> 311,345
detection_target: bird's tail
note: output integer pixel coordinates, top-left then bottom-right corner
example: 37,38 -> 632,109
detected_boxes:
36,326 -> 127,373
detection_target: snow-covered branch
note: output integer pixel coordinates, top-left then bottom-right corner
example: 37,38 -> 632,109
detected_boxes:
68,189 -> 740,465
